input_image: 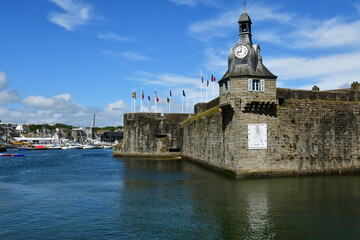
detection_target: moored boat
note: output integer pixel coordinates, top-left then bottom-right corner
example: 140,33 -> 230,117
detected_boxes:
1,153 -> 25,157
61,144 -> 80,150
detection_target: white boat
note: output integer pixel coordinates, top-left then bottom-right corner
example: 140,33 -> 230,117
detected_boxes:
46,144 -> 62,150
61,144 -> 80,150
82,144 -> 95,149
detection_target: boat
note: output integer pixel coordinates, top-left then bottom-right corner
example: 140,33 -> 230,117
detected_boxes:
46,144 -> 62,150
82,144 -> 95,149
1,153 -> 25,157
61,144 -> 80,150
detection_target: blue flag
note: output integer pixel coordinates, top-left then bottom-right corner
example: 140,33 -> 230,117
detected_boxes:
183,90 -> 186,97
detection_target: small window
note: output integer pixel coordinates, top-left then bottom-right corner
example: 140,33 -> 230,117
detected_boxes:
260,79 -> 265,92
248,79 -> 253,91
253,80 -> 260,91
227,80 -> 231,93
222,83 -> 226,95
241,23 -> 247,33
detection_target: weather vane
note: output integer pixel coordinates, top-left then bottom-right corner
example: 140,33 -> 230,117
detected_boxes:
244,0 -> 247,12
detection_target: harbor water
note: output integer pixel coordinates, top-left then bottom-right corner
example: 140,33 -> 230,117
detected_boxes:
1,149 -> 360,239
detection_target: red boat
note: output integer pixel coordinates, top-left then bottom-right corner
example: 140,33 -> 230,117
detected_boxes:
1,154 -> 25,157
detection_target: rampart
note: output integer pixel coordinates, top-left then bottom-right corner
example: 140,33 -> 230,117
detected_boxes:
181,98 -> 360,178
277,82 -> 360,103
114,86 -> 360,178
113,113 -> 191,158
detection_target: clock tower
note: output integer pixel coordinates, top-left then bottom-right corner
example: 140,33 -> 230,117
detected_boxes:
219,8 -> 277,112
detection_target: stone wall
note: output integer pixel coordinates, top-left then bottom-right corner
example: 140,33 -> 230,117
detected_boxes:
113,113 -> 191,158
181,99 -> 360,178
114,86 -> 360,178
276,99 -> 360,175
194,97 -> 219,115
277,88 -> 360,102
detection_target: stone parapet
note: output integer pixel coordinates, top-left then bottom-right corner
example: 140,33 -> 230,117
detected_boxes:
277,87 -> 360,102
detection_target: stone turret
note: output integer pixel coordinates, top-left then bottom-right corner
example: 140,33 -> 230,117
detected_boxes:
219,9 -> 277,112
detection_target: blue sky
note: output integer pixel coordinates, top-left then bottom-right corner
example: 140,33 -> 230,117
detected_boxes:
1,0 -> 360,126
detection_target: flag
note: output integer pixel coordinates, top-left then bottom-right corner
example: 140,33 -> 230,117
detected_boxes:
183,90 -> 186,97
132,91 -> 134,98
141,90 -> 144,100
155,91 -> 159,102
167,97 -> 170,103
201,75 -> 203,83
148,95 -> 150,101
207,80 -> 209,87
211,74 -> 217,82
132,90 -> 136,99
169,90 -> 172,97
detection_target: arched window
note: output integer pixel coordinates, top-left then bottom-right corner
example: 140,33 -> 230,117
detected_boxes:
241,23 -> 248,33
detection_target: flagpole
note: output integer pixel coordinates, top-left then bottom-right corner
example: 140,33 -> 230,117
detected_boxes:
140,89 -> 143,112
212,72 -> 215,99
182,93 -> 184,114
186,97 -> 188,113
131,89 -> 133,113
134,89 -> 136,113
206,75 -> 208,103
200,71 -> 203,103
155,89 -> 157,113
169,89 -> 171,114
148,98 -> 150,112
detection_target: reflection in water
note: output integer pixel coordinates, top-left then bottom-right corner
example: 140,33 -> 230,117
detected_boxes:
246,188 -> 272,240
1,151 -> 360,239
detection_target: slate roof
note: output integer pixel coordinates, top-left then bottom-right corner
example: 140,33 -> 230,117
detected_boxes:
238,12 -> 252,24
221,61 -> 277,81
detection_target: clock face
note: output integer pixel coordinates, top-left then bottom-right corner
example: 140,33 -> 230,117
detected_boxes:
248,124 -> 267,149
234,45 -> 248,59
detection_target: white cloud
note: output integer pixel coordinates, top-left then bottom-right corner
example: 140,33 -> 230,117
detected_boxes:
267,52 -> 360,81
202,47 -> 228,73
22,93 -> 84,113
294,18 -> 360,48
188,3 -> 292,41
266,51 -> 360,90
0,71 -> 8,89
134,72 -> 199,87
298,72 -> 360,91
252,5 -> 360,49
355,3 -> 360,14
170,0 -> 216,7
48,0 -> 94,31
104,99 -> 127,112
188,2 -> 360,49
0,90 -> 20,106
1,93 -> 128,126
102,50 -> 150,61
98,32 -> 133,42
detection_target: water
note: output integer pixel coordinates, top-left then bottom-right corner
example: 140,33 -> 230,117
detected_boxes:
1,149 -> 360,240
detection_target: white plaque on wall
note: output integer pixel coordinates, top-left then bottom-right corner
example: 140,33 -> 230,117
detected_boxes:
248,124 -> 267,149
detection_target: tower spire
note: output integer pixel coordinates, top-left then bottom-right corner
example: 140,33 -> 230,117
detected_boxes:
244,0 -> 247,12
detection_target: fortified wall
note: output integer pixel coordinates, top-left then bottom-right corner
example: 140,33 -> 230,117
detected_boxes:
114,9 -> 360,178
181,84 -> 360,178
114,113 -> 191,158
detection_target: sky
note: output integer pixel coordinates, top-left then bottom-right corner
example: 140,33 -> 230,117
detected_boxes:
1,0 -> 360,127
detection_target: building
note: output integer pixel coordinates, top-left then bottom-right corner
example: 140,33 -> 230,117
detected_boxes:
114,8 -> 360,178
